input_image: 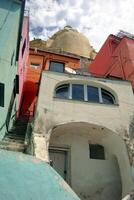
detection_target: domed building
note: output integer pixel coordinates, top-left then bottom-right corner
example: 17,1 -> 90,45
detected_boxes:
30,26 -> 96,59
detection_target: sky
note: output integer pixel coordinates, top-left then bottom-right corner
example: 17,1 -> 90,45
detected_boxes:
26,0 -> 134,51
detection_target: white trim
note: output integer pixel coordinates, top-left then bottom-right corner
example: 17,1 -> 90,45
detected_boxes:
69,84 -> 72,99
55,83 -> 116,105
99,87 -> 103,103
84,84 -> 88,101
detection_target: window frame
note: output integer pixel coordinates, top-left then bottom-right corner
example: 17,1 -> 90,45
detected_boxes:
55,84 -> 70,99
30,63 -> 40,69
49,61 -> 65,73
72,84 -> 84,101
89,144 -> 105,160
0,83 -> 5,107
101,88 -> 115,104
54,83 -> 117,105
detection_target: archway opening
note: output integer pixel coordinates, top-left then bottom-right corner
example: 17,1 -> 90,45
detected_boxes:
49,122 -> 122,200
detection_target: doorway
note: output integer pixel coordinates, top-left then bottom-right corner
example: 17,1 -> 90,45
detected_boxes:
49,148 -> 70,184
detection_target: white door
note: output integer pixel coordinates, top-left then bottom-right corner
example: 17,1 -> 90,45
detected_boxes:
49,149 -> 68,182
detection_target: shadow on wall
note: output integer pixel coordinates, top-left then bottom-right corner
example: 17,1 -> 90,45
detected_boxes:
19,80 -> 38,117
48,122 -> 123,200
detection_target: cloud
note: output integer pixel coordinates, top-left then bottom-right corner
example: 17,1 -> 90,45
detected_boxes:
26,0 -> 134,51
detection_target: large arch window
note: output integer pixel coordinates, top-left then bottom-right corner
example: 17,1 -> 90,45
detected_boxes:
55,84 -> 69,99
55,83 -> 116,105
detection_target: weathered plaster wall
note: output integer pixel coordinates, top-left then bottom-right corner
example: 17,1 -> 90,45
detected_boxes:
32,71 -> 134,198
34,71 -> 134,135
49,124 -> 124,200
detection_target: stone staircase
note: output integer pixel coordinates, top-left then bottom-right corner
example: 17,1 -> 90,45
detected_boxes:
0,118 -> 28,152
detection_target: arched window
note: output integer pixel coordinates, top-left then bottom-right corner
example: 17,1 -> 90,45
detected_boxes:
101,88 -> 115,104
55,84 -> 69,99
55,83 -> 116,105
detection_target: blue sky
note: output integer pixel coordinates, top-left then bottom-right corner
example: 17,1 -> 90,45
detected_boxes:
26,0 -> 134,51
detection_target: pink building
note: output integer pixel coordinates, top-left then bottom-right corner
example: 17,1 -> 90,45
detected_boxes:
17,12 -> 29,117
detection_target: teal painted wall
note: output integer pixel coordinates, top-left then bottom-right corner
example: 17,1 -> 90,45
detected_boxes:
0,0 -> 24,138
0,150 -> 80,200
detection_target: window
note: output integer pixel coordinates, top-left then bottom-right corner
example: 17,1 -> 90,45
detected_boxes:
55,84 -> 69,99
54,82 -> 116,105
30,63 -> 40,69
49,61 -> 65,73
72,84 -> 84,100
0,83 -> 5,107
11,50 -> 15,66
22,39 -> 26,57
101,89 -> 115,104
13,75 -> 19,96
89,144 -> 105,160
87,86 -> 99,102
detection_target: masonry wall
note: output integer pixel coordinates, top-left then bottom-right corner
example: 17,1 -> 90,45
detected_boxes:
34,71 -> 134,135
32,71 -> 134,198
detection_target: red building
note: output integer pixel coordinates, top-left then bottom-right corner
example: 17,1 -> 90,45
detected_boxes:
89,31 -> 134,89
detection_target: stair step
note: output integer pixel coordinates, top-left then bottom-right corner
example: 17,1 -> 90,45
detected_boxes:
0,144 -> 25,152
3,138 -> 24,143
9,127 -> 27,132
5,133 -> 25,137
4,135 -> 25,140
0,140 -> 24,146
0,117 -> 29,153
0,141 -> 25,152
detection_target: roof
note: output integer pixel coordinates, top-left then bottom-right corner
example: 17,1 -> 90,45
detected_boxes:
30,26 -> 97,59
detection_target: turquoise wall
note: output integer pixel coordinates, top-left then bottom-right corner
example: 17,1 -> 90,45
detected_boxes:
0,0 -> 24,138
0,150 -> 80,200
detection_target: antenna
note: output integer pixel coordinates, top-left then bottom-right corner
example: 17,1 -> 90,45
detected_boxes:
117,30 -> 134,40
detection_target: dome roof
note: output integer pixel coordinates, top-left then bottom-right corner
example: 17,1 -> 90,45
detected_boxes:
46,26 -> 94,58
30,39 -> 47,50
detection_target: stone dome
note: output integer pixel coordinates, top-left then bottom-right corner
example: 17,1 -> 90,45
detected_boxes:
46,26 -> 94,58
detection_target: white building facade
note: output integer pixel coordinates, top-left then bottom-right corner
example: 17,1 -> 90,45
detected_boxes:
30,71 -> 134,200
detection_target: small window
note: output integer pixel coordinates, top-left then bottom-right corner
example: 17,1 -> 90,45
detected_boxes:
49,61 -> 65,73
89,144 -> 105,160
87,86 -> 99,102
13,75 -> 19,95
101,89 -> 115,104
22,39 -> 26,57
55,84 -> 69,99
0,83 -> 5,107
30,63 -> 40,69
72,84 -> 84,100
11,50 -> 15,66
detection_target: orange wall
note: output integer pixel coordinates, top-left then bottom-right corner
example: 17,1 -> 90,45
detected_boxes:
20,49 -> 80,117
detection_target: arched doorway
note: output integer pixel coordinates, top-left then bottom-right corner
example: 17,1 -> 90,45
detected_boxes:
48,122 -> 123,200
